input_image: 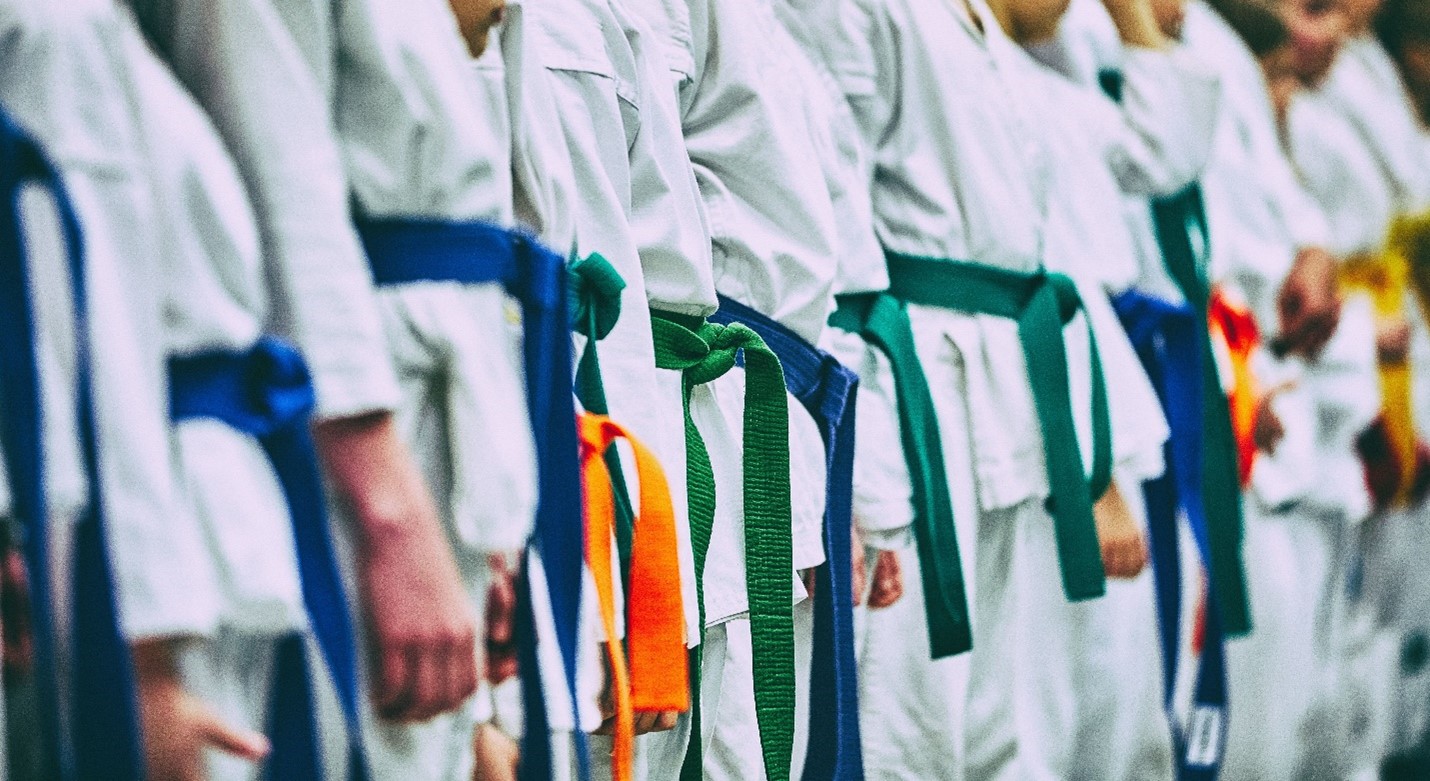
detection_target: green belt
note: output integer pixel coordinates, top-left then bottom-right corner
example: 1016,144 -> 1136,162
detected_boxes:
885,252 -> 1111,602
1151,186 -> 1252,635
568,253 -> 636,579
650,310 -> 795,781
829,293 -> 972,658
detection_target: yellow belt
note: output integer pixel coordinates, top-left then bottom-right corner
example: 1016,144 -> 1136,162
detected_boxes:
1391,209 -> 1430,321
1340,243 -> 1418,506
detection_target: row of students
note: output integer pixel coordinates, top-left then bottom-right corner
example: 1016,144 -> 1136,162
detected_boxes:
2,0 -> 1428,777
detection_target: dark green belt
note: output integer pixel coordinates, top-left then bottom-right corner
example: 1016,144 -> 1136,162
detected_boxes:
1151,185 -> 1252,635
650,310 -> 795,781
829,292 -> 972,658
568,253 -> 637,580
885,252 -> 1111,602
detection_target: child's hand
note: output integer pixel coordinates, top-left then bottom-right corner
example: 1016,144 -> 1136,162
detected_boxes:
484,553 -> 519,685
1253,394 -> 1287,455
1277,247 -> 1342,359
592,644 -> 681,737
2,547 -> 32,675
1094,484 -> 1148,580
1377,316 -> 1412,364
315,413 -> 479,723
471,722 -> 520,781
867,550 -> 905,609
134,641 -> 269,781
851,526 -> 868,606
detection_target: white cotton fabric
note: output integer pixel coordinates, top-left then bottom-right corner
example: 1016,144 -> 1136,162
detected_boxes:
0,0 -> 218,643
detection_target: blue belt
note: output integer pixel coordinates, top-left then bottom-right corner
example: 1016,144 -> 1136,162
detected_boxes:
0,108 -> 144,780
1113,291 -> 1229,779
356,216 -> 588,781
710,296 -> 865,781
168,338 -> 369,781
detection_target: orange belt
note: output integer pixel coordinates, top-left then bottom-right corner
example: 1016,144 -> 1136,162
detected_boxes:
1207,288 -> 1262,488
578,413 -> 689,781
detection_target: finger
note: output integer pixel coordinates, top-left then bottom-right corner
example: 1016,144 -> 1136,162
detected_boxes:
634,710 -> 680,735
374,643 -> 413,716
634,711 -> 660,735
881,550 -> 902,580
1126,541 -> 1148,578
407,643 -> 449,722
488,653 -> 519,685
198,710 -> 271,763
1105,542 -> 1127,578
449,623 -> 479,709
851,551 -> 868,608
1298,322 -> 1334,358
486,587 -> 514,648
597,684 -> 616,722
1264,378 -> 1299,398
592,715 -> 617,736
869,576 -> 899,609
653,710 -> 679,733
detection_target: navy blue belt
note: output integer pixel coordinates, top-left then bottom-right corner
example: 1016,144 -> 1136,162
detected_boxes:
356,216 -> 587,781
710,296 -> 864,781
1113,290 -> 1229,779
0,107 -> 144,780
168,338 -> 369,781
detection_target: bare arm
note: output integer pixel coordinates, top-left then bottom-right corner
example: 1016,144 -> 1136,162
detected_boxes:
315,412 -> 479,722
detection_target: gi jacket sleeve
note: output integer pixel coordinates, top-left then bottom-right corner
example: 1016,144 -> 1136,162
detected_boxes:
130,0 -> 402,421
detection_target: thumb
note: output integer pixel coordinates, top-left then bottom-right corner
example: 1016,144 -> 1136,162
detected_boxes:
196,708 -> 270,762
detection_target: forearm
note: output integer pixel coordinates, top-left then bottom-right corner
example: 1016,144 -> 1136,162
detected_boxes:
312,411 -> 438,545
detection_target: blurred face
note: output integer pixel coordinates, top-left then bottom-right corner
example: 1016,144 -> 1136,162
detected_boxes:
1279,0 -> 1349,85
1151,0 -> 1189,38
449,0 -> 507,57
1005,0 -> 1074,42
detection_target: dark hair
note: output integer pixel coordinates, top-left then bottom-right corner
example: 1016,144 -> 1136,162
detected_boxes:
1209,0 -> 1293,55
1378,0 -> 1430,60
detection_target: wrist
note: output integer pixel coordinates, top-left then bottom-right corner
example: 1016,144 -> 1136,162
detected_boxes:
314,411 -> 440,546
130,638 -> 190,684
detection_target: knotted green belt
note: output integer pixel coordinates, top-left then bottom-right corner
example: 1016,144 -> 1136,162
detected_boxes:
885,252 -> 1111,602
1151,186 -> 1252,635
649,310 -> 795,781
829,293 -> 972,658
568,253 -> 637,578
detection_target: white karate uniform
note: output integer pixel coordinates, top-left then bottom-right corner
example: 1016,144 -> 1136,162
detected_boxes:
3,5 -> 335,780
806,0 -> 1215,775
0,0 -> 211,646
0,7 -> 209,778
133,0 -> 544,775
1314,34 -> 1430,766
1184,4 -> 1377,778
1289,79 -> 1424,781
1016,45 -> 1210,781
615,0 -> 850,775
773,0 -> 907,598
522,0 -> 723,774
